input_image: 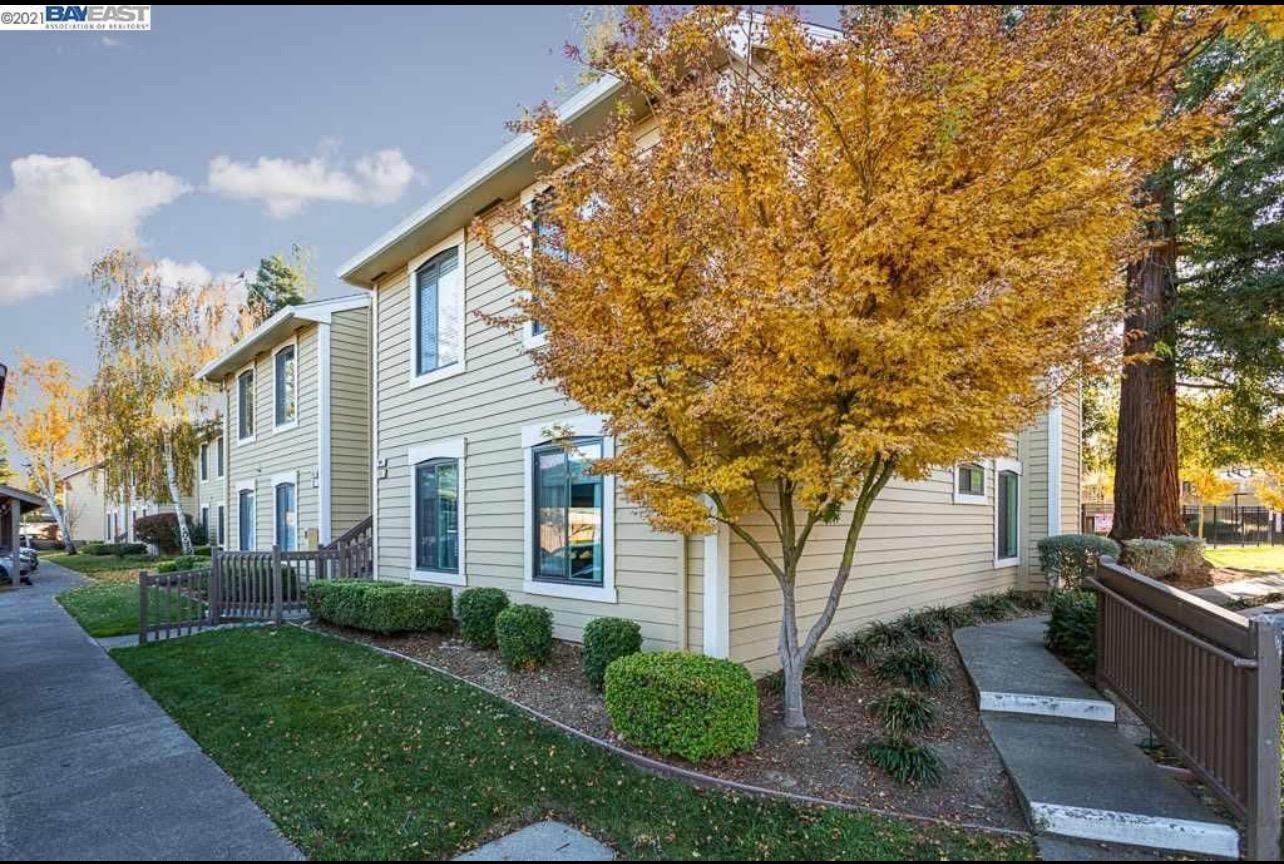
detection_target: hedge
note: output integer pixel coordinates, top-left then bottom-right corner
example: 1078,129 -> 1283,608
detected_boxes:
457,587 -> 509,649
582,617 -> 642,690
155,554 -> 207,574
307,580 -> 453,634
604,652 -> 758,763
1037,534 -> 1120,589
1162,535 -> 1207,581
1046,590 -> 1096,675
82,541 -> 147,557
1120,538 -> 1176,580
495,604 -> 554,670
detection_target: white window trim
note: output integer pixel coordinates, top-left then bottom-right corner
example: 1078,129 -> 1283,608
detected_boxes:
215,435 -> 224,478
215,501 -> 226,548
953,461 -> 989,506
270,471 -> 298,550
235,480 -> 256,551
235,362 -> 257,445
271,336 -> 300,433
199,443 -> 209,482
994,457 -> 1023,568
408,229 -> 467,390
1048,402 -> 1064,535
521,415 -> 617,604
407,437 -> 467,587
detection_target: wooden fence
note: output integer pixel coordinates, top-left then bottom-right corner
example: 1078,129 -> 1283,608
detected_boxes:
1090,557 -> 1281,860
138,535 -> 374,645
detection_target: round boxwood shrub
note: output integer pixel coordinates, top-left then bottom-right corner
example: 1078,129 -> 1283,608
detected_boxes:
1120,538 -> 1176,580
495,604 -> 554,670
81,542 -> 108,556
604,652 -> 758,763
307,580 -> 453,634
1037,533 -> 1121,589
1046,590 -> 1097,675
457,587 -> 509,649
582,617 -> 643,690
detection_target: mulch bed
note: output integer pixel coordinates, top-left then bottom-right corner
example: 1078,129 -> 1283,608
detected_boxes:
311,620 -> 1027,830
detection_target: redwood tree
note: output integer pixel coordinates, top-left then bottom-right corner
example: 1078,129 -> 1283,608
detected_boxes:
483,5 -> 1251,728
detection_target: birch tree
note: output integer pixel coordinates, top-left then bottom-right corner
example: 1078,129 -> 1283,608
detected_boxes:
3,357 -> 82,553
481,5 -> 1257,728
84,250 -> 228,555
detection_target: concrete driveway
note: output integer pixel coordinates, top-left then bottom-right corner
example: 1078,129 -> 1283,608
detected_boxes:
0,560 -> 301,860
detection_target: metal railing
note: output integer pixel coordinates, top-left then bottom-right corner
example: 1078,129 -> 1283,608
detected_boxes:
1090,557 -> 1281,860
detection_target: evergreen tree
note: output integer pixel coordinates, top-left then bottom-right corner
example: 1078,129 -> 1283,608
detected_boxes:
245,244 -> 312,325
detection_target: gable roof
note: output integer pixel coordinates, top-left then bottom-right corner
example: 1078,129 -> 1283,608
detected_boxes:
196,294 -> 370,383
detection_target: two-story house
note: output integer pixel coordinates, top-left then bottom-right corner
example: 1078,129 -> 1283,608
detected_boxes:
336,76 -> 1082,674
196,295 -> 372,552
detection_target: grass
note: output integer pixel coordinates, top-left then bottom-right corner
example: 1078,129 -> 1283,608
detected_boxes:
57,582 -> 202,638
112,627 -> 1034,861
1204,545 -> 1284,575
45,551 -> 173,581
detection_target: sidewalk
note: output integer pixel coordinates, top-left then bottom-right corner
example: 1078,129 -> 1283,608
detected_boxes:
0,561 -> 301,860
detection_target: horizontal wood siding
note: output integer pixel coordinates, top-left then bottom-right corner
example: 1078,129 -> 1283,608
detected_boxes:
329,307 -> 372,535
373,220 -> 681,649
226,323 -> 320,551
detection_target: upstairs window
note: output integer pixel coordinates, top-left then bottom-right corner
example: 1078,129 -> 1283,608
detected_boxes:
215,436 -> 224,477
237,368 -> 255,440
415,248 -> 462,377
274,344 -> 297,427
199,443 -> 208,482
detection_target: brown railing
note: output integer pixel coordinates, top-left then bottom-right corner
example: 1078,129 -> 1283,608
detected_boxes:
138,535 -> 374,644
1091,557 -> 1281,861
323,516 -> 373,579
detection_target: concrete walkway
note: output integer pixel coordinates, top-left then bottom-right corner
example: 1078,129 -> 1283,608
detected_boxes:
0,561 -> 301,860
955,616 -> 1238,861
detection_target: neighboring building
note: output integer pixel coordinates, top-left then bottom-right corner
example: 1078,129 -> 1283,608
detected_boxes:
196,429 -> 227,548
60,463 -> 197,545
338,77 -> 1083,674
196,296 -> 372,553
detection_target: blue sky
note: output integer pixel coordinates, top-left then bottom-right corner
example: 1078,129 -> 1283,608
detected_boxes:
0,5 -> 841,385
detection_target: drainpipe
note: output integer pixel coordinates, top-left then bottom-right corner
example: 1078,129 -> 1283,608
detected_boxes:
675,533 -> 688,651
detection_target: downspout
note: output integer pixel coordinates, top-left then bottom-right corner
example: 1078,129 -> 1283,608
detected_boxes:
370,279 -> 379,581
317,321 -> 332,545
675,534 -> 688,651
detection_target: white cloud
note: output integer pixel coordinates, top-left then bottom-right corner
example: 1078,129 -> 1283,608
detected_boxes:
207,148 -> 415,218
0,155 -> 188,304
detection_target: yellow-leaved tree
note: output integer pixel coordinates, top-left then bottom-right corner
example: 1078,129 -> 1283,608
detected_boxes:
3,357 -> 83,553
480,5 -> 1251,727
83,250 -> 229,555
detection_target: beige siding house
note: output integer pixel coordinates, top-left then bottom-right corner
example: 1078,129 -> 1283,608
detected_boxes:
339,78 -> 1082,674
61,464 -> 198,545
196,430 -> 227,547
197,296 -> 372,552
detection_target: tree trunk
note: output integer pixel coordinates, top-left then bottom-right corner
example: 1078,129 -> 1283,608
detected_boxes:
161,433 -> 194,556
1112,176 -> 1185,541
37,463 -> 75,555
777,578 -> 808,728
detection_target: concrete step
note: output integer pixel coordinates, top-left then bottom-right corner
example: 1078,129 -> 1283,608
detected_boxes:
955,617 -> 1115,723
984,713 -> 1238,858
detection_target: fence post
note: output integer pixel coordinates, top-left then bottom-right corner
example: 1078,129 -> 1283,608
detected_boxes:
271,544 -> 283,625
1247,618 -> 1282,861
208,545 -> 222,627
337,538 -> 348,580
138,570 -> 149,646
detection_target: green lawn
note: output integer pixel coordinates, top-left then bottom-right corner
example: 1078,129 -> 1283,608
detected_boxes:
1204,545 -> 1284,575
57,581 -> 202,638
113,627 -> 1034,862
45,551 -> 173,579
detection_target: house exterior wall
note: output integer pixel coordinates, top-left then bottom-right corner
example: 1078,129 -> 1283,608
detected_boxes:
225,323 -> 321,551
62,468 -> 107,542
329,306 -> 372,536
196,433 -> 226,547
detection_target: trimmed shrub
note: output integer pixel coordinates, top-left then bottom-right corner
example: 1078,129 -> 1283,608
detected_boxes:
582,617 -> 642,690
457,587 -> 509,649
875,644 -> 950,690
864,737 -> 943,785
495,604 -> 554,670
1037,533 -> 1121,589
189,522 -> 209,547
307,580 -> 453,634
155,554 -> 205,574
192,545 -> 212,557
1120,538 -> 1177,580
604,652 -> 758,762
869,689 -> 938,736
1162,535 -> 1209,582
1046,590 -> 1097,675
81,542 -> 108,556
100,542 -> 147,557
133,513 -> 197,554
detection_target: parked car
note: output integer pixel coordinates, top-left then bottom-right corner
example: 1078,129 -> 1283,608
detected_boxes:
19,537 -> 37,571
0,545 -> 33,584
